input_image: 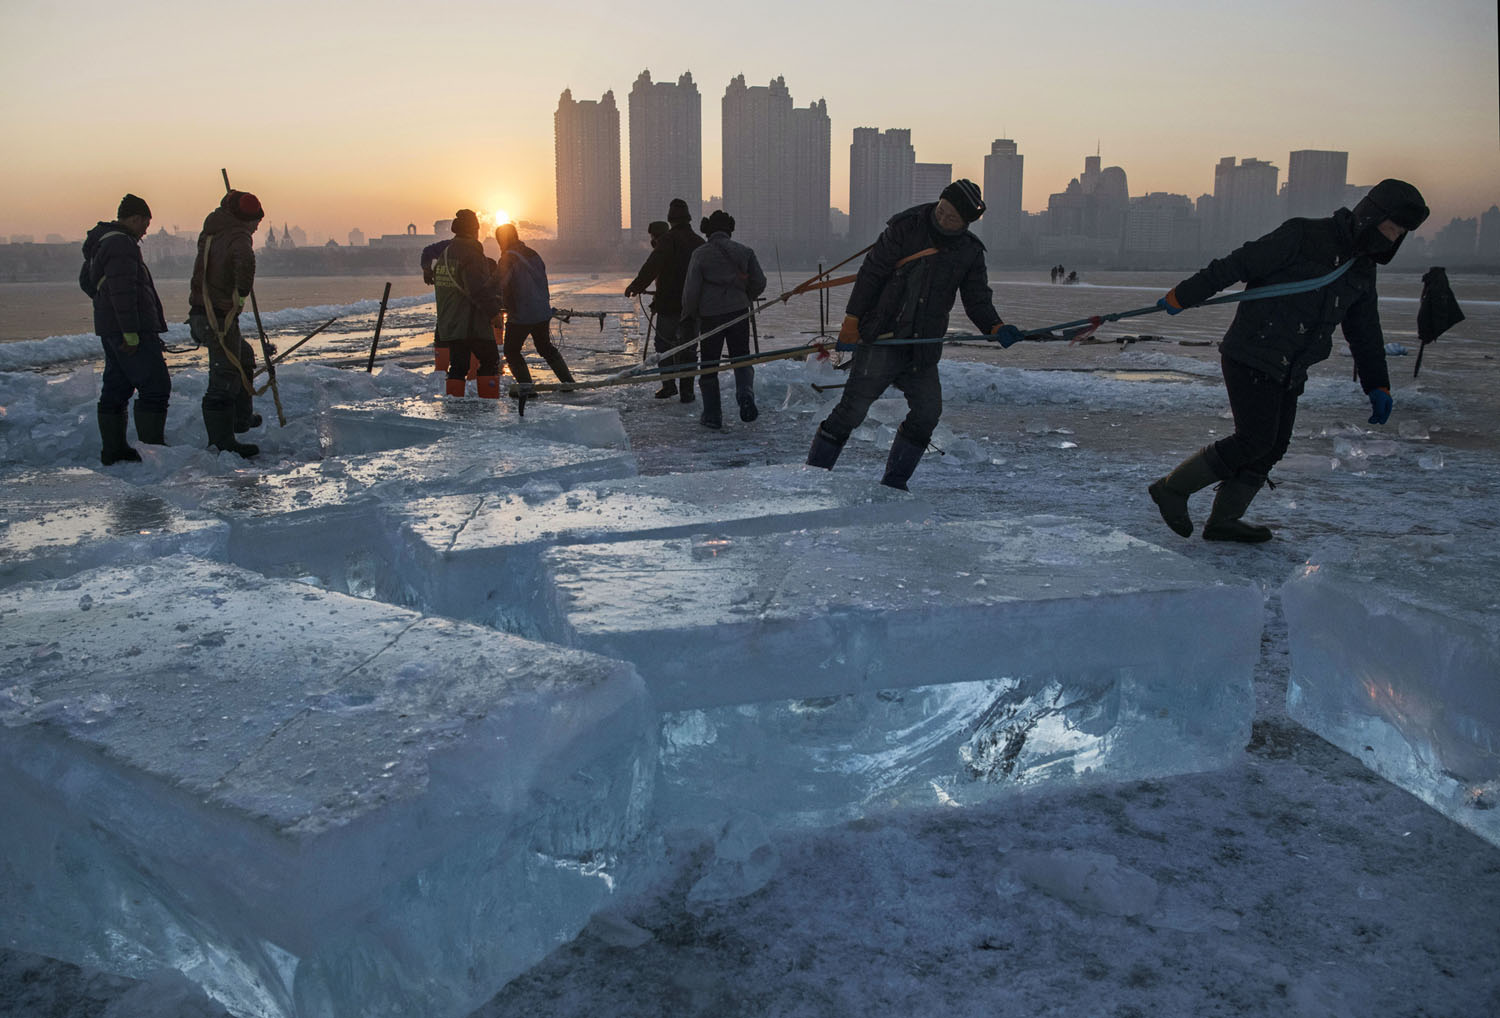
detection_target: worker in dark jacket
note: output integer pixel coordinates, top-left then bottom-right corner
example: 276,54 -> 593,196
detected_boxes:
807,179 -> 1023,490
434,209 -> 504,398
420,237 -> 456,372
79,194 -> 170,465
496,223 -> 573,387
1148,178 -> 1429,543
189,189 -> 265,458
625,198 -> 704,401
682,209 -> 766,429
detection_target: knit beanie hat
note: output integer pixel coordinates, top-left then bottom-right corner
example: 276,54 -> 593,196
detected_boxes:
224,191 -> 264,221
939,179 -> 985,222
647,220 -> 670,240
667,198 -> 691,225
117,194 -> 151,220
452,209 -> 480,236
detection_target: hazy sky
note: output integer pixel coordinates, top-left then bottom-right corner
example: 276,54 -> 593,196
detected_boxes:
1,0 -> 1495,242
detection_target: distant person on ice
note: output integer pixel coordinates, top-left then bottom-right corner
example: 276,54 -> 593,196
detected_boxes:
806,179 -> 1024,490
189,190 -> 266,459
420,235 -> 454,372
79,193 -> 170,465
625,198 -> 704,402
681,209 -> 766,429
1148,178 -> 1429,543
495,222 -> 574,388
433,209 -> 504,398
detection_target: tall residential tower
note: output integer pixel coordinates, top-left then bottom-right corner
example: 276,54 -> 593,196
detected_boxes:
628,70 -> 701,233
555,88 -> 622,252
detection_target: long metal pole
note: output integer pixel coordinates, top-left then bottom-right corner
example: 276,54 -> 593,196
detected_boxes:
366,281 -> 392,372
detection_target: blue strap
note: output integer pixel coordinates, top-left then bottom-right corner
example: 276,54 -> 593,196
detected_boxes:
873,259 -> 1356,346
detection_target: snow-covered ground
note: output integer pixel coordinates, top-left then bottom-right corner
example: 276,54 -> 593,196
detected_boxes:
2,270 -> 1497,1017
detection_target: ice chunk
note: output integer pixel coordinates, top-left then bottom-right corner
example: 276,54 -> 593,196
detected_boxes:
151,437 -> 636,600
0,556 -> 655,1018
389,464 -> 933,636
1284,543 -> 1500,846
321,395 -> 630,455
685,812 -> 779,911
545,517 -> 1259,824
0,468 -> 227,583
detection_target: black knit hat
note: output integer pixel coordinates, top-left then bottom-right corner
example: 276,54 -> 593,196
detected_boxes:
939,179 -> 985,222
704,209 -> 735,235
667,198 -> 691,225
117,194 -> 151,220
647,220 -> 670,239
452,209 -> 479,236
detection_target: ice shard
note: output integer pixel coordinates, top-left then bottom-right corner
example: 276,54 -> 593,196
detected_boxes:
320,395 -> 630,455
1284,547 -> 1500,847
542,516 -> 1261,825
0,556 -> 655,1018
0,467 -> 227,583
387,464 -> 933,637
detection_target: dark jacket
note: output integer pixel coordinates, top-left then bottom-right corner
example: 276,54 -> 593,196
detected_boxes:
420,239 -> 452,286
1174,208 -> 1388,394
682,233 -> 766,319
189,206 -> 257,316
847,203 -> 1001,356
627,222 -> 704,314
497,242 -> 551,324
433,236 -> 503,341
79,221 -> 166,336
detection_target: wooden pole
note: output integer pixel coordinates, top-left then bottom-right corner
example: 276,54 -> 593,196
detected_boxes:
366,281 -> 392,372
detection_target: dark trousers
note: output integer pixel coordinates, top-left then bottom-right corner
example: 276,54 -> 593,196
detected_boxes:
503,320 -> 571,384
98,332 -> 170,415
447,334 -> 500,381
1213,354 -> 1300,477
819,342 -> 942,447
698,311 -> 754,406
191,312 -> 257,414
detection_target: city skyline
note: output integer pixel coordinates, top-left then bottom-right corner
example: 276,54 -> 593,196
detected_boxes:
1,0 -> 1495,241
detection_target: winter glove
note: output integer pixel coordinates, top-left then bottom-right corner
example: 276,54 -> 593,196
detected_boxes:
1157,289 -> 1184,315
836,315 -> 861,350
989,323 -> 1025,348
121,332 -> 140,355
1367,387 -> 1393,425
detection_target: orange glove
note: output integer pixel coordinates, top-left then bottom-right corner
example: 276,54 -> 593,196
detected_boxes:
1159,288 -> 1183,315
836,315 -> 861,350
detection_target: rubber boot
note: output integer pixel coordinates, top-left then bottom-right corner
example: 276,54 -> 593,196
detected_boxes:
654,378 -> 678,399
445,377 -> 466,398
699,372 -> 722,429
475,375 -> 500,399
133,405 -> 167,446
880,425 -> 927,491
203,405 -> 258,459
736,368 -> 758,422
98,411 -> 141,465
1203,472 -> 1274,543
679,374 -> 695,403
806,426 -> 846,469
233,388 -> 260,432
1148,446 -> 1222,538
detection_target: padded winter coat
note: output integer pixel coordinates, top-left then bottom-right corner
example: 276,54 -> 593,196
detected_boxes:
1173,208 -> 1389,394
497,243 -> 551,324
78,222 -> 166,336
189,207 -> 257,316
682,233 -> 766,319
626,222 -> 704,313
846,203 -> 1001,361
433,236 -> 503,341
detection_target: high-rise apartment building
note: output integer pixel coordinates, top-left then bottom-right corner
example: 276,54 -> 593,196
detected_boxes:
720,76 -> 829,258
912,162 -> 952,206
555,88 -> 622,252
628,70 -> 701,234
849,127 -> 914,244
1285,150 -> 1348,219
789,98 -> 832,257
982,139 -> 1024,251
1210,156 -> 1279,250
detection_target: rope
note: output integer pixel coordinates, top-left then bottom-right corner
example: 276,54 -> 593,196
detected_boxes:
199,234 -> 272,400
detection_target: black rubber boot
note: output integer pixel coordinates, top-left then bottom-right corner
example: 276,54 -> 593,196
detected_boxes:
234,388 -> 261,432
738,392 -> 758,423
133,405 -> 167,446
1203,472 -> 1274,543
654,379 -> 678,399
699,372 -> 722,429
1148,446 -> 1222,537
880,425 -> 927,491
98,411 -> 141,465
203,405 -> 259,459
806,426 -> 845,469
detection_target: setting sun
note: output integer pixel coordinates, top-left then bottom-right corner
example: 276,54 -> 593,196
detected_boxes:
493,209 -> 511,226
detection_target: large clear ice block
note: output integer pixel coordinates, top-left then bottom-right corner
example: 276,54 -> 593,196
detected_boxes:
320,396 -> 630,455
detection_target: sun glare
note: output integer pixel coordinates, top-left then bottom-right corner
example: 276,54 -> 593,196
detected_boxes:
493,209 -> 511,226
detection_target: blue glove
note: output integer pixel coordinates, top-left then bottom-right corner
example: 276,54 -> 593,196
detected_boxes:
1367,388 -> 1393,425
990,323 -> 1025,348
1157,289 -> 1184,316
